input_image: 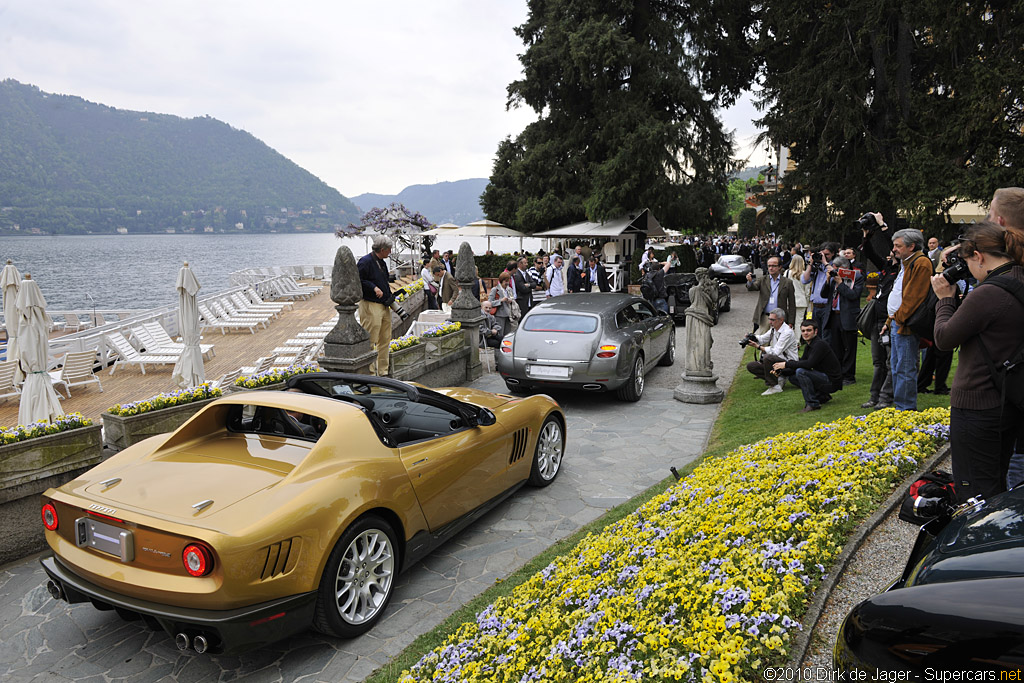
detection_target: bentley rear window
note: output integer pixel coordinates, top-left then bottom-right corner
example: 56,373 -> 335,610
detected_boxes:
522,314 -> 598,334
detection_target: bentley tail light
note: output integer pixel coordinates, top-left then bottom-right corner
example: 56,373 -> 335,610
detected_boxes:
501,339 -> 513,354
183,543 -> 214,577
596,345 -> 618,358
42,503 -> 59,531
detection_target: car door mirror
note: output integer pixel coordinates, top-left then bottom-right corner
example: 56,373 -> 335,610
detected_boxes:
476,408 -> 497,427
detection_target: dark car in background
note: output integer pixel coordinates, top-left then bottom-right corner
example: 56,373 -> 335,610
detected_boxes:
834,489 -> 1024,673
708,255 -> 752,283
495,293 -> 674,402
663,273 -> 731,325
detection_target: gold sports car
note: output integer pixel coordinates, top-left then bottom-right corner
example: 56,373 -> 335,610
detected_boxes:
39,373 -> 565,654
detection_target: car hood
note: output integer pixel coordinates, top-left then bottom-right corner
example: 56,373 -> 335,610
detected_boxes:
906,489 -> 1024,586
80,433 -> 309,520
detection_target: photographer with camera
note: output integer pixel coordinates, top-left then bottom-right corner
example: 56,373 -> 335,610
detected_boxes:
358,235 -> 402,376
772,319 -> 842,412
801,242 -> 840,341
820,255 -> 864,385
744,308 -> 799,395
932,220 -> 1024,503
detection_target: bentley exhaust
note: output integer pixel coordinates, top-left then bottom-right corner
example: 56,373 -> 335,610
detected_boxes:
175,633 -> 190,651
193,634 -> 209,653
581,384 -> 603,391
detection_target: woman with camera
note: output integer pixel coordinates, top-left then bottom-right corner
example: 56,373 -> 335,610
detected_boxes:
932,220 -> 1024,503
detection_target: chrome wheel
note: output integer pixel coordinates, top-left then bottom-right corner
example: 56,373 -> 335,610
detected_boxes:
529,416 -> 564,486
634,357 -> 645,395
334,528 -> 395,625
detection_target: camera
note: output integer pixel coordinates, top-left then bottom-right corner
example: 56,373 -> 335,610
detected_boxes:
388,287 -> 410,321
738,333 -> 758,348
855,212 -> 877,233
942,249 -> 971,285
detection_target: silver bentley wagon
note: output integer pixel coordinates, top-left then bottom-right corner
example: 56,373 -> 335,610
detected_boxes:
495,293 -> 674,402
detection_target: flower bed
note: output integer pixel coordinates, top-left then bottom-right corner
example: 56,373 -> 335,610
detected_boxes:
234,363 -> 319,389
421,321 -> 462,338
422,322 -> 464,360
106,384 -> 222,417
400,408 -> 950,682
1,413 -> 93,445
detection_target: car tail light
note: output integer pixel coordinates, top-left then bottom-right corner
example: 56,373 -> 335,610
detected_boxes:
501,339 -> 512,354
183,543 -> 214,577
42,503 -> 59,531
596,344 -> 618,358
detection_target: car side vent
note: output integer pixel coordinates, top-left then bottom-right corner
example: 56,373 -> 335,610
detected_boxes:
509,428 -> 529,465
260,538 -> 300,580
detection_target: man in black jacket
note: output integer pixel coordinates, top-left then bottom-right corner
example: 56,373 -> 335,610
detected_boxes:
773,320 -> 842,412
583,255 -> 611,292
511,257 -> 535,314
357,235 -> 395,376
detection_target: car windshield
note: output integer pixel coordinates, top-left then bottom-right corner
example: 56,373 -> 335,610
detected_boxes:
522,313 -> 599,334
718,256 -> 744,266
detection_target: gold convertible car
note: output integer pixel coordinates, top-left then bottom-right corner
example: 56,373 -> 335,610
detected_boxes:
39,373 -> 565,654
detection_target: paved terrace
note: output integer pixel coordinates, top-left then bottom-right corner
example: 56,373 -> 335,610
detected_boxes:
0,285 -> 338,427
0,286 -> 754,683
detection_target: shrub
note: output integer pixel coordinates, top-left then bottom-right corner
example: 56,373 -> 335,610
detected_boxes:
1,413 -> 94,445
107,385 -> 222,417
234,363 -> 318,389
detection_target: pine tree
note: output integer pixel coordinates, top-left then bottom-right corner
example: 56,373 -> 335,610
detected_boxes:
482,0 -> 753,234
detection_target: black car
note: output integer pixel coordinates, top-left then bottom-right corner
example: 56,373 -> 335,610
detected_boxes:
663,273 -> 731,325
834,489 -> 1024,673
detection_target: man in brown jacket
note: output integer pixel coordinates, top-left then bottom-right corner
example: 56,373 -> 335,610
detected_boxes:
879,224 -> 933,410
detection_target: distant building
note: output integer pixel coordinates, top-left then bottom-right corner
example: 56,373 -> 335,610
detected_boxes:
116,227 -> 128,234
204,226 -> 214,233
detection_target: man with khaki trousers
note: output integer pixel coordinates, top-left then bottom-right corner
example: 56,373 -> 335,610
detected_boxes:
357,235 -> 395,376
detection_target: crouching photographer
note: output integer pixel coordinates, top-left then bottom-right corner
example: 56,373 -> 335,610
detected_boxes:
772,319 -> 842,413
744,308 -> 799,395
358,234 -> 404,376
931,220 -> 1024,503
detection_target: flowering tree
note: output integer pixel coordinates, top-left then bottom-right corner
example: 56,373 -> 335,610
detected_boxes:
338,203 -> 436,257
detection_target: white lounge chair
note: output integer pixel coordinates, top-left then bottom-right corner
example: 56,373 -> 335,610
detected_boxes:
230,292 -> 284,316
239,356 -> 274,376
104,331 -> 180,375
198,304 -> 259,335
63,312 -> 93,333
245,287 -> 293,310
211,367 -> 243,390
142,322 -> 215,359
49,349 -> 103,397
0,360 -> 20,403
210,299 -> 272,325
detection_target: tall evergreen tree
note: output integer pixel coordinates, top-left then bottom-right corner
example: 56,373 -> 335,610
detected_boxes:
756,1 -> 1024,242
482,0 -> 753,233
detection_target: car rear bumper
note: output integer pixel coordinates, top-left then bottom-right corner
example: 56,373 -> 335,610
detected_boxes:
41,554 -> 317,654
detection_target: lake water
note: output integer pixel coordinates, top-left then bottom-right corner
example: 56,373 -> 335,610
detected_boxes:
0,233 -> 543,311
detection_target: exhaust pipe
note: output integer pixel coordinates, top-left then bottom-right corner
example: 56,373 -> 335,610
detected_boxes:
581,384 -> 603,391
193,634 -> 209,654
175,633 -> 190,651
46,580 -> 63,601
504,377 -> 520,385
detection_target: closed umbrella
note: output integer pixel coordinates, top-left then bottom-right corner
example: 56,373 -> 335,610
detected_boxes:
17,274 -> 63,426
1,260 -> 22,381
171,262 -> 205,388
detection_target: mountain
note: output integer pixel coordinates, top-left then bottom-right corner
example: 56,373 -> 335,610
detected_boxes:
352,178 -> 488,225
730,165 -> 770,182
0,80 -> 361,234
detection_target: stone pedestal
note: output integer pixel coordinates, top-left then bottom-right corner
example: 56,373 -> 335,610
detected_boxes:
450,242 -> 484,381
673,372 -> 725,404
321,246 -> 376,375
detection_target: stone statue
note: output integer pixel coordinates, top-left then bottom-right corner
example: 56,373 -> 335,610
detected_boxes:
683,268 -> 716,377
321,245 -> 375,373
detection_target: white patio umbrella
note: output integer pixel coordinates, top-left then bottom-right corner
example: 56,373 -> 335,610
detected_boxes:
17,274 -> 64,426
171,262 -> 205,388
1,260 -> 22,381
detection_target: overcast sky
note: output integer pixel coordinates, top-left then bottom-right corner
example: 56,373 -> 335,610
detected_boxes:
1,0 -> 768,198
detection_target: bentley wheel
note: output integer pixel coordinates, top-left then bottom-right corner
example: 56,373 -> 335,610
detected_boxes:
658,329 -> 676,366
528,416 -> 564,487
313,515 -> 397,638
616,354 -> 645,402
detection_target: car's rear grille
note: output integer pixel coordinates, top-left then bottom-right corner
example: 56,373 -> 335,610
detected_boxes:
509,428 -> 529,465
260,538 -> 299,580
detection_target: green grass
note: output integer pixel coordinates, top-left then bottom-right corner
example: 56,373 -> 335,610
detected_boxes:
366,337 -> 954,682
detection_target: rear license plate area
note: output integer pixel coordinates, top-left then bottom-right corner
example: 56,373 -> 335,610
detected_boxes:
527,364 -> 571,379
76,517 -> 134,562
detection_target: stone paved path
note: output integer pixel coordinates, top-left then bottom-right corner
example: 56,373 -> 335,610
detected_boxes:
0,286 -> 754,683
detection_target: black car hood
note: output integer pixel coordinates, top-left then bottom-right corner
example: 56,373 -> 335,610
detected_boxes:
906,488 -> 1024,587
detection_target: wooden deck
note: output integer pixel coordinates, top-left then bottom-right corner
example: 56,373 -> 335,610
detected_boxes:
0,287 -> 339,428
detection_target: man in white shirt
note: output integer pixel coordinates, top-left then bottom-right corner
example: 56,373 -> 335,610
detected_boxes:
744,308 -> 799,395
546,255 -> 566,297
